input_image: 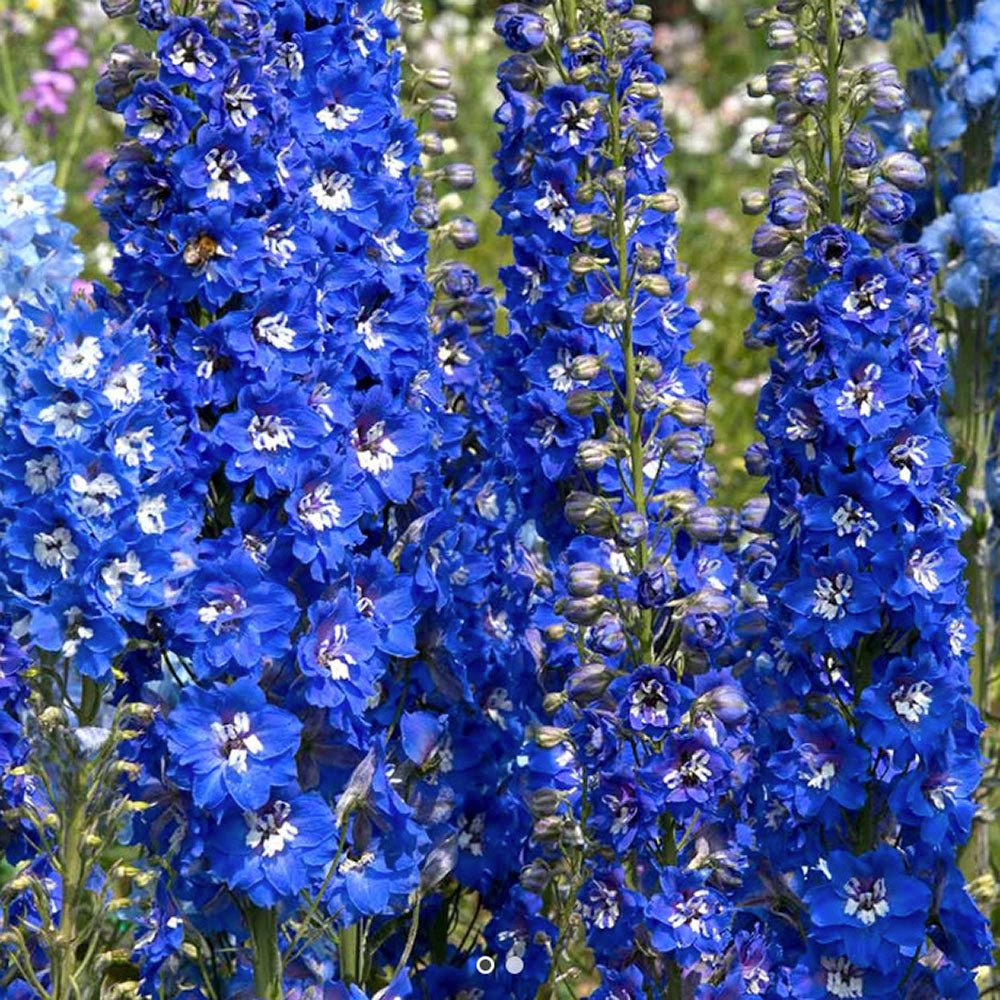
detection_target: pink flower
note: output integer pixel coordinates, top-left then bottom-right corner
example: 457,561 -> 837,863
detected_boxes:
44,27 -> 89,73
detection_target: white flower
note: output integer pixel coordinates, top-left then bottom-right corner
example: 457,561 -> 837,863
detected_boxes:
114,426 -> 156,468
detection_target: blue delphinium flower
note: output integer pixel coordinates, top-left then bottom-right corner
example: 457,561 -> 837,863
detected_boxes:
97,0 -> 536,994
740,2 -> 989,993
491,0 -> 762,994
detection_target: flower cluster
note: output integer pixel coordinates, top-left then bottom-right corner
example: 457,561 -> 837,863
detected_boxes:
741,2 -> 989,994
0,201 -> 194,995
96,0 -> 538,994
19,26 -> 89,131
0,159 -> 82,334
492,0 -> 762,994
860,0 -> 975,39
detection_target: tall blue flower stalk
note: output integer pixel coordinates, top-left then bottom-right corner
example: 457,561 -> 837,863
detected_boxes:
96,1 -> 536,996
0,161 -> 197,1000
492,1 -> 759,996
860,0 -> 1000,970
741,1 -> 990,994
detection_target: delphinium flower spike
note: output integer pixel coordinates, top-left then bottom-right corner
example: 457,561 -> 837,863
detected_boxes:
96,0 -> 530,996
0,171 -> 198,996
740,2 -> 990,994
492,0 -> 760,995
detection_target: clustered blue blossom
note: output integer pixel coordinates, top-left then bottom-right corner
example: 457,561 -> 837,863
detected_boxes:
492,0 -> 762,994
0,0 -> 994,996
860,0 -> 976,39
91,0 -> 542,994
738,2 -> 991,996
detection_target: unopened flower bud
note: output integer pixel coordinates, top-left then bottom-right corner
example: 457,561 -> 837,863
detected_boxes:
569,253 -> 603,275
766,19 -> 796,48
544,622 -> 567,641
576,439 -> 612,471
528,788 -> 562,817
444,162 -> 476,189
571,214 -> 595,237
665,430 -> 705,463
567,562 -> 604,597
630,80 -> 659,100
633,120 -> 659,144
839,4 -> 868,39
602,297 -> 628,324
741,190 -> 769,215
880,151 -> 926,190
417,132 -> 444,156
570,354 -> 602,381
566,388 -> 601,416
639,274 -> 672,297
447,216 -> 479,249
844,128 -> 879,168
542,691 -> 567,714
582,302 -> 605,326
747,74 -> 769,99
752,223 -> 792,259
568,662 -> 612,702
591,613 -> 626,655
638,560 -> 678,608
520,860 -> 551,894
661,488 -> 700,514
683,505 -> 728,542
424,67 -> 453,89
617,511 -> 648,545
564,492 -> 615,536
645,191 -> 679,214
744,7 -> 768,29
794,72 -> 826,108
669,397 -> 708,427
429,95 -> 458,121
533,725 -> 570,748
758,124 -> 795,158
562,595 -> 608,626
765,63 -> 797,97
532,815 -> 566,843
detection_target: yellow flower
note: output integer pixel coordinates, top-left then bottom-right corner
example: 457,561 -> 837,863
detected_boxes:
25,0 -> 58,16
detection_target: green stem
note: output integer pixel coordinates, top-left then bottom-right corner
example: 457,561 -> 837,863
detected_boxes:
55,86 -> 93,193
339,921 -> 363,986
606,56 -> 653,665
245,905 -> 283,1000
51,679 -> 101,1000
824,0 -> 843,225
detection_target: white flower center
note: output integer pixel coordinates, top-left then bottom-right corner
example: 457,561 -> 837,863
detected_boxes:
33,526 -> 78,576
831,498 -> 876,546
907,548 -> 941,592
811,573 -> 852,620
245,800 -> 298,857
351,420 -> 398,474
249,413 -> 295,452
58,337 -> 103,380
843,876 -> 889,926
821,956 -> 864,998
205,147 -> 249,201
137,494 -> 168,535
310,169 -> 353,212
836,364 -> 882,418
663,749 -> 713,790
891,680 -> 932,723
298,481 -> 342,531
254,313 -> 296,350
212,710 -> 264,774
317,102 -> 361,131
317,624 -> 355,680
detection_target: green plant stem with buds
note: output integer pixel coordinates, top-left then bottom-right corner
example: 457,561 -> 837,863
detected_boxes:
51,677 -> 101,1000
824,0 -> 843,225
